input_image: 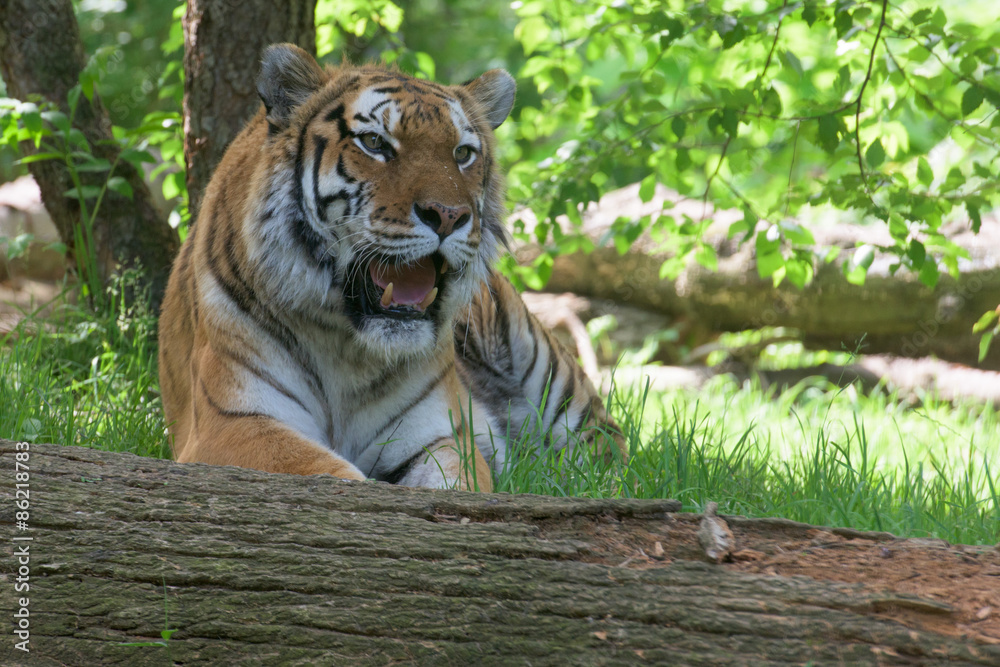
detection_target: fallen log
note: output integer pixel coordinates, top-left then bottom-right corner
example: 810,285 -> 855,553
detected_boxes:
2,441 -> 998,665
515,183 -> 1000,369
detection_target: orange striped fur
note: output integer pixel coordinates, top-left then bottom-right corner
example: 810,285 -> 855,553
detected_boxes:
159,44 -> 623,490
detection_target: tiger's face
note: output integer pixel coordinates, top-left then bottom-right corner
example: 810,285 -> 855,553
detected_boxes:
255,46 -> 515,359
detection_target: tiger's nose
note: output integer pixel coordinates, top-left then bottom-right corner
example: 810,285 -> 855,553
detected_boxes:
414,202 -> 472,239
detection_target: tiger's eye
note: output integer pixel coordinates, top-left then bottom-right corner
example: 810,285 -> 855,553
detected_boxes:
455,145 -> 473,163
360,133 -> 384,151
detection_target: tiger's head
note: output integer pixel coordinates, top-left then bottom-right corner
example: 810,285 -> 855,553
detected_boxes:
251,44 -> 515,358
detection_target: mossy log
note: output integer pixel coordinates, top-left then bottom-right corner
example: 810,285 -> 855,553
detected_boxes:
1,441 -> 998,666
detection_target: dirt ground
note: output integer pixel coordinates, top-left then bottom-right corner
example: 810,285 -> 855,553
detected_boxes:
538,511 -> 1000,647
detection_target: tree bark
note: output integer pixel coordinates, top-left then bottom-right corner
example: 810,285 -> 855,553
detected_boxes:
3,440 -> 997,665
182,0 -> 317,217
516,183 -> 1000,369
0,0 -> 180,309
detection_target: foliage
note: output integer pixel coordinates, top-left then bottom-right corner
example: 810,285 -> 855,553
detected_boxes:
503,0 -> 999,292
0,271 -> 169,459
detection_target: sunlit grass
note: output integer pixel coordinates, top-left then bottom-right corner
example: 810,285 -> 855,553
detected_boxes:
492,373 -> 999,545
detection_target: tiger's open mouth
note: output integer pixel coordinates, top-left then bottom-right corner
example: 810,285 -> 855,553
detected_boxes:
346,252 -> 449,322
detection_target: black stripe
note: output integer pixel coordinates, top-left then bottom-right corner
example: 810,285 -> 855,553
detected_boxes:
200,380 -> 268,420
212,342 -> 312,416
335,154 -> 357,184
324,104 -> 350,138
548,372 -> 577,433
381,443 -> 444,485
521,305 -> 541,383
202,208 -> 326,406
370,363 -> 452,440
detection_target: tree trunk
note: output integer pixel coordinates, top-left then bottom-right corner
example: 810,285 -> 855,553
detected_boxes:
182,0 -> 317,217
0,0 -> 180,309
516,183 -> 1000,369
3,440 -> 997,665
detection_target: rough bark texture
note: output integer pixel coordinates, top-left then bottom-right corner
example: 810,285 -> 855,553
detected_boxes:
2,441 -> 998,666
0,0 -> 180,309
182,0 -> 317,216
516,184 -> 1000,369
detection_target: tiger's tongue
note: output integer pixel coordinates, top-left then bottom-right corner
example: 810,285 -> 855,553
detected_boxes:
369,257 -> 436,305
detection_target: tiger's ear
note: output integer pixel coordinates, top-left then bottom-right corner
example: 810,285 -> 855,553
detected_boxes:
463,70 -> 516,130
257,43 -> 327,130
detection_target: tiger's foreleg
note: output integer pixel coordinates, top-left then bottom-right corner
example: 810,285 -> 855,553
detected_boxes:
392,435 -> 493,492
175,345 -> 366,480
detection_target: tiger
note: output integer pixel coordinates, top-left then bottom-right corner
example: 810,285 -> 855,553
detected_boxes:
158,43 -> 625,491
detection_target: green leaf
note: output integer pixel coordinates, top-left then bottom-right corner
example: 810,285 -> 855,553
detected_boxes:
979,330 -> 994,362
853,244 -> 875,271
516,17 -> 550,56
22,108 -> 43,139
675,148 -> 691,171
15,152 -> 62,166
972,309 -> 998,334
865,140 -> 885,168
671,116 -> 686,140
781,50 -> 804,79
802,1 -> 818,27
721,107 -> 739,139
817,115 -> 839,154
845,244 -> 874,285
717,16 -> 747,49
5,233 -> 34,260
907,239 -> 926,266
918,257 -> 939,287
756,251 -> 784,278
962,86 -> 984,116
119,148 -> 156,168
967,202 -> 982,233
917,157 -> 933,185
67,85 -> 82,115
81,75 -> 95,102
778,220 -> 814,246
107,176 -> 133,199
638,174 -> 656,203
695,243 -> 718,272
911,8 -> 932,25
64,185 -> 103,201
41,110 -> 71,135
784,258 -> 813,289
834,11 -> 853,38
74,157 -> 112,173
755,226 -> 781,255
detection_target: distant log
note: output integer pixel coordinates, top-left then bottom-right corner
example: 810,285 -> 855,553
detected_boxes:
515,183 -> 1000,369
2,441 -> 998,665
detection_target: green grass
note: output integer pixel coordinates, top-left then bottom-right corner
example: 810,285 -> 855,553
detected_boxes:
492,374 -> 998,545
1,275 -> 170,459
2,287 -> 997,545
